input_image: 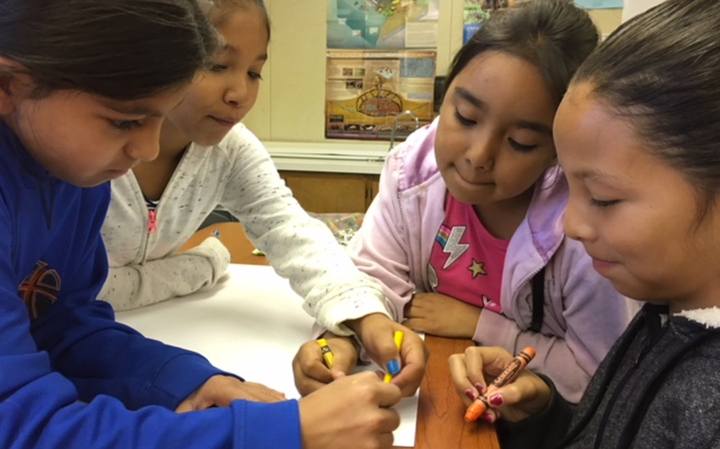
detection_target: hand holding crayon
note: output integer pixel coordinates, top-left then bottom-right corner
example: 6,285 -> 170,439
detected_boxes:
316,338 -> 334,369
465,347 -> 535,422
383,331 -> 404,383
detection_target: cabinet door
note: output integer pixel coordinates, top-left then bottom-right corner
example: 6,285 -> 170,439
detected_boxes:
280,171 -> 369,213
365,178 -> 381,210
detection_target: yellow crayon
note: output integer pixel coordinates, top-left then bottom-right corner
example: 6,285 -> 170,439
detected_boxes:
317,338 -> 334,369
383,331 -> 404,383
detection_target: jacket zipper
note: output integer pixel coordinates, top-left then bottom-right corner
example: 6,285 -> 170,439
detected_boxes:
141,198 -> 158,264
147,209 -> 157,235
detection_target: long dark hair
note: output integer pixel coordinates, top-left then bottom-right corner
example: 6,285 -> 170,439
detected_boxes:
573,0 -> 720,219
0,0 -> 218,100
445,0 -> 599,107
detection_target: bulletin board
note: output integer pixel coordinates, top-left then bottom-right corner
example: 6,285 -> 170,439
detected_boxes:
575,0 -> 623,8
325,50 -> 436,140
327,0 -> 440,50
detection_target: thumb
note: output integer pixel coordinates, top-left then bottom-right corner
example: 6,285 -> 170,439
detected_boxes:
331,369 -> 348,380
366,331 -> 402,376
328,343 -> 358,374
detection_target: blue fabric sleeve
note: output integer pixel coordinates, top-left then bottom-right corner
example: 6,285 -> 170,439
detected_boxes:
0,174 -> 302,448
27,189 -> 225,410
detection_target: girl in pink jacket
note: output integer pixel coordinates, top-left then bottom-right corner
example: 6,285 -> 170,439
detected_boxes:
295,0 -> 638,403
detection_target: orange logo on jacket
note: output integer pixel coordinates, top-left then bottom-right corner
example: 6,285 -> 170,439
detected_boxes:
18,261 -> 61,319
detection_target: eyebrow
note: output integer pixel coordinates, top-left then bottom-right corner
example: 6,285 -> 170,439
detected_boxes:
102,102 -> 163,118
453,87 -> 485,110
218,44 -> 268,62
574,168 -> 626,185
516,119 -> 553,136
453,87 -> 553,136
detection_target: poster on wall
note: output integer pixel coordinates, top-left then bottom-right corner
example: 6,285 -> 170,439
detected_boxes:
574,0 -> 623,8
463,1 -> 529,44
325,50 -> 436,140
327,0 -> 440,49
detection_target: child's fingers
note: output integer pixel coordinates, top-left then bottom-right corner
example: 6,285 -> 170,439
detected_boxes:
489,373 -> 552,419
464,346 -> 517,385
331,368 -> 348,380
357,372 -> 403,409
389,330 -> 427,396
327,342 -> 358,374
292,342 -> 336,396
448,353 -> 478,406
235,381 -> 287,403
293,355 -> 338,396
295,376 -> 335,397
362,328 -> 402,374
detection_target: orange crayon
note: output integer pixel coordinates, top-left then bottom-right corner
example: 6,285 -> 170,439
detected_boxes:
464,347 -> 536,422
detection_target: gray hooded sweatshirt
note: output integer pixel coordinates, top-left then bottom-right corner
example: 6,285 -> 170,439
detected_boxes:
498,303 -> 720,449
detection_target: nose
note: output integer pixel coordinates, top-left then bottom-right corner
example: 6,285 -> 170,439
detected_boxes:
563,195 -> 595,243
224,76 -> 249,109
124,123 -> 162,162
465,130 -> 497,171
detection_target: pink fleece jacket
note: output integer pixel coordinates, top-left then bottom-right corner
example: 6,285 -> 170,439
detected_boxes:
348,119 -> 639,403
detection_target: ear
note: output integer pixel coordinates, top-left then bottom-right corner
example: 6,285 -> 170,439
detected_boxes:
0,57 -> 30,116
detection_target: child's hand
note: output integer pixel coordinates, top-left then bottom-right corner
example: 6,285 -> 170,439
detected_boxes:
298,371 -> 401,449
175,375 -> 286,412
404,292 -> 481,338
347,314 -> 427,397
292,332 -> 358,396
448,346 -> 551,423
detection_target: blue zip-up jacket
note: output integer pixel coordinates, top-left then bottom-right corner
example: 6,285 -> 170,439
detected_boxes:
0,121 -> 301,448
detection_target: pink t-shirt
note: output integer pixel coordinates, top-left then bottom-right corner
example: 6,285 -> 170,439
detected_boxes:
427,194 -> 509,313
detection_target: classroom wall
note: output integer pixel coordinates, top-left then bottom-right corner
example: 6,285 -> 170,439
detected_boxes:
622,0 -> 665,22
244,1 -> 622,143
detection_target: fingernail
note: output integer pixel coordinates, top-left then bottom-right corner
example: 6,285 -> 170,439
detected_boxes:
464,389 -> 477,401
489,394 -> 503,406
475,383 -> 484,396
385,360 -> 400,375
480,412 -> 495,423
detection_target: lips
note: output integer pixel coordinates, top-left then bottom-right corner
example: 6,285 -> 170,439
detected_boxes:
453,166 -> 493,185
590,257 -> 617,275
210,116 -> 239,127
458,172 -> 493,185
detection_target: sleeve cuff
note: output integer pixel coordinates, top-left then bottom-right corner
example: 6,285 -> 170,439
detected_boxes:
313,288 -> 393,336
145,353 -> 231,410
495,374 -> 573,448
233,399 -> 301,449
473,310 -> 518,347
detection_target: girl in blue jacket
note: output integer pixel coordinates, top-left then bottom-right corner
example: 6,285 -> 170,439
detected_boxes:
0,1 -> 400,448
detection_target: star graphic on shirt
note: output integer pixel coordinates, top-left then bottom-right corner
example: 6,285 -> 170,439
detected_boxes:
468,259 -> 486,279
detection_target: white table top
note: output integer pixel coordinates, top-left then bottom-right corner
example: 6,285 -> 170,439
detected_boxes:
116,264 -> 418,447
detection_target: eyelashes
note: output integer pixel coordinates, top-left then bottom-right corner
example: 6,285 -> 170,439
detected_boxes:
454,109 -> 539,153
590,198 -> 620,208
508,138 -> 537,153
208,64 -> 263,81
110,120 -> 141,131
454,109 -> 476,127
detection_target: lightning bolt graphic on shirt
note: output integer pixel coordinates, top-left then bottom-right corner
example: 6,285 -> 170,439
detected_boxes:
442,227 -> 469,269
